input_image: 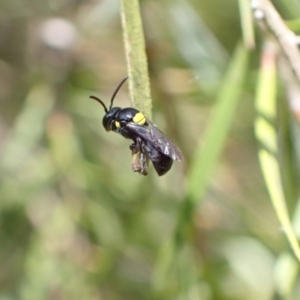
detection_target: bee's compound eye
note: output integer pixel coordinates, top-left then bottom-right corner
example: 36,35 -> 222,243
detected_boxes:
133,112 -> 146,125
115,120 -> 120,128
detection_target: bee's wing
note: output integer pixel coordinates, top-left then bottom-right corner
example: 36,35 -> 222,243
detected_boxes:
126,119 -> 183,161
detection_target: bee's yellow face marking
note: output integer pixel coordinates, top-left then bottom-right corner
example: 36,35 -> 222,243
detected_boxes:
115,121 -> 120,128
133,112 -> 146,125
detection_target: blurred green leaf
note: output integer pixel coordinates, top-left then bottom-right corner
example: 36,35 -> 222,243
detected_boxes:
254,42 -> 300,263
238,0 -> 255,49
0,84 -> 54,173
186,42 -> 249,204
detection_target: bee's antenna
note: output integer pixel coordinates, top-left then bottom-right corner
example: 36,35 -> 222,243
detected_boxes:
109,76 -> 128,110
89,96 -> 108,113
89,76 -> 128,113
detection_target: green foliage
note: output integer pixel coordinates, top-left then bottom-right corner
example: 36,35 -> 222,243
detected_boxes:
0,0 -> 300,299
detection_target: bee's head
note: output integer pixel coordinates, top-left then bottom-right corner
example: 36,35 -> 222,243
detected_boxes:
102,106 -> 121,131
90,76 -> 128,131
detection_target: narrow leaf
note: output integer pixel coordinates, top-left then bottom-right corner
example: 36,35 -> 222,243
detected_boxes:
119,0 -> 152,119
255,41 -> 300,262
186,42 -> 249,204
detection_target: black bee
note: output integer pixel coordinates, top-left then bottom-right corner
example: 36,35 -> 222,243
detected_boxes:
90,76 -> 183,176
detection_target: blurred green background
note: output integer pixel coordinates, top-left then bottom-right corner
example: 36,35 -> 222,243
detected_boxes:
1,0 -> 300,299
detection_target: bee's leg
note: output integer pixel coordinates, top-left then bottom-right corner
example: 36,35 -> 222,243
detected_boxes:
129,141 -> 139,154
130,138 -> 149,175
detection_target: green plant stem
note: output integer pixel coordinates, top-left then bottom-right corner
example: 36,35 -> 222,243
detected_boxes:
238,0 -> 255,49
255,41 -> 300,263
186,42 -> 249,204
119,0 -> 152,119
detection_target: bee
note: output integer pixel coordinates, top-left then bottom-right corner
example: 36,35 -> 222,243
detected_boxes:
90,76 -> 183,176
